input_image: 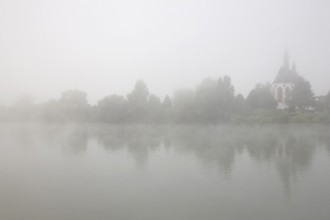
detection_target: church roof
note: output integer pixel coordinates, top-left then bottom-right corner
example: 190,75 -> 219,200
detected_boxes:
274,66 -> 299,83
273,49 -> 300,84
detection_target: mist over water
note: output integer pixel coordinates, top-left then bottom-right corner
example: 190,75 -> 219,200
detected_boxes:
1,0 -> 330,219
1,124 -> 330,220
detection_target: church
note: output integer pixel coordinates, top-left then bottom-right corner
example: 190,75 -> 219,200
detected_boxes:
271,49 -> 300,109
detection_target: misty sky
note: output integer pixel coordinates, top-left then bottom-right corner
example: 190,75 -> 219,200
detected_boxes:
0,0 -> 329,104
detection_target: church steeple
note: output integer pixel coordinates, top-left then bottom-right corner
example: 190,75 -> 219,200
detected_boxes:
283,47 -> 290,69
274,48 -> 299,84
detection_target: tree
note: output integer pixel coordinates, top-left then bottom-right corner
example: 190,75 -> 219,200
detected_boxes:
233,93 -> 248,115
95,95 -> 127,123
127,80 -> 150,122
162,95 -> 173,123
215,76 -> 236,121
172,76 -> 236,123
246,83 -> 277,110
59,90 -> 90,122
314,90 -> 330,112
194,78 -> 220,122
147,94 -> 162,122
289,76 -> 315,111
193,76 -> 236,123
172,89 -> 195,123
127,80 -> 149,103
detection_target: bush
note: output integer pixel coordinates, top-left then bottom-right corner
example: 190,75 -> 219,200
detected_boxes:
273,111 -> 290,123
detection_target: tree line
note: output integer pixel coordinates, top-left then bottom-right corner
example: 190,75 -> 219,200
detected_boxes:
1,76 -> 330,123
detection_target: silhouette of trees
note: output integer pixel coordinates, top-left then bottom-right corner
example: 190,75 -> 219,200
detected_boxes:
246,83 -> 277,110
194,78 -> 219,122
162,95 -> 173,122
147,94 -> 162,123
127,80 -> 150,122
289,76 -> 315,111
172,89 -> 195,123
95,95 -> 128,123
171,76 -> 236,123
0,75 -> 328,124
58,90 -> 90,122
194,76 -> 235,123
233,94 -> 248,115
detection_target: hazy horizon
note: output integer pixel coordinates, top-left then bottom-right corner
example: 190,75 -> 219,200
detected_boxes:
1,0 -> 330,105
1,1 -> 330,218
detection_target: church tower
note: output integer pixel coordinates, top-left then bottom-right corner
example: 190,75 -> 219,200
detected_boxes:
271,49 -> 299,109
283,47 -> 290,69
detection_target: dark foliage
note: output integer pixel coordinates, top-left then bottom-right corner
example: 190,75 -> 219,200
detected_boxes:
0,76 -> 329,124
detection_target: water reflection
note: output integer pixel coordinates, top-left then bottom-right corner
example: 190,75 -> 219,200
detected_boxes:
1,124 -> 330,220
318,132 -> 330,156
90,125 -> 328,195
2,124 -> 329,196
62,128 -> 89,154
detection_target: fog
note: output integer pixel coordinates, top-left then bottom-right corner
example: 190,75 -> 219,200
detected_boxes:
1,2 -> 330,219
1,0 -> 330,104
1,124 -> 330,220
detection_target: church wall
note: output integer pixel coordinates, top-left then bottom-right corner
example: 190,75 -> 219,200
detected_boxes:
271,83 -> 294,109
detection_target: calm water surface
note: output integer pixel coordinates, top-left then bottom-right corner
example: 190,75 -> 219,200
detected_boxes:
0,124 -> 330,220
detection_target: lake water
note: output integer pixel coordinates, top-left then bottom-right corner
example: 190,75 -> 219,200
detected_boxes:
0,124 -> 330,220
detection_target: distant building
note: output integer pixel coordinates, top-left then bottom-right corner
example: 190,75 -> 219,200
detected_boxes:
271,49 -> 300,109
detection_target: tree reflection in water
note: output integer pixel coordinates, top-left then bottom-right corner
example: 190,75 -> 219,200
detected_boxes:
4,124 -> 328,196
91,124 -> 327,195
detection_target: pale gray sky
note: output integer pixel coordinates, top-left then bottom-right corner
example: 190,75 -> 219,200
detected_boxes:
0,0 -> 329,104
